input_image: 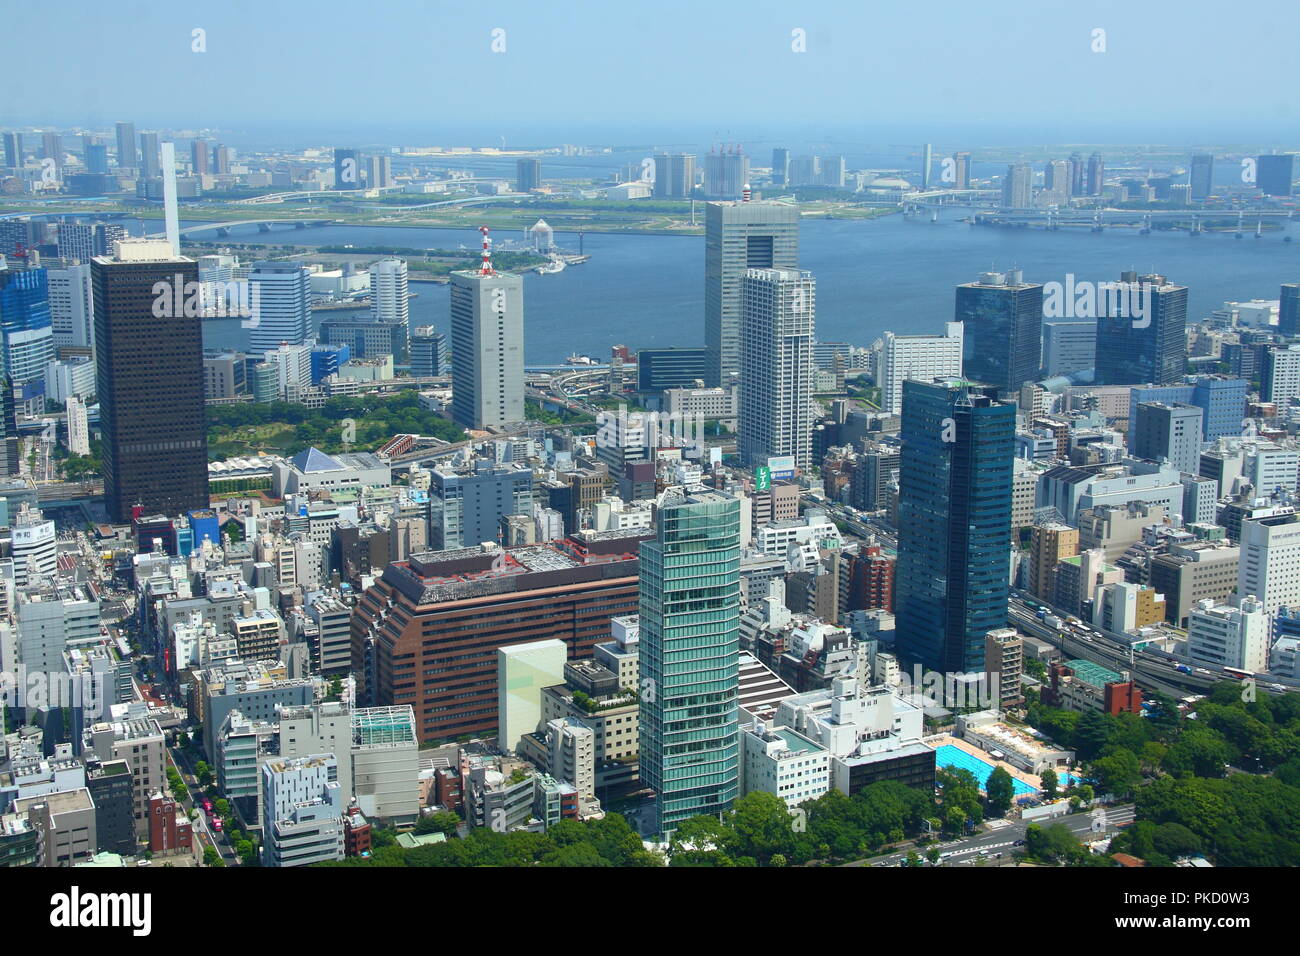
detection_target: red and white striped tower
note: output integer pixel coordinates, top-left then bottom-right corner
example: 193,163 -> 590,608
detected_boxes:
742,182 -> 752,203
479,225 -> 494,275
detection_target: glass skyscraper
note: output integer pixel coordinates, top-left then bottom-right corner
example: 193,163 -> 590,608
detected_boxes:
895,379 -> 1015,674
1094,272 -> 1188,387
639,490 -> 741,835
954,270 -> 1043,395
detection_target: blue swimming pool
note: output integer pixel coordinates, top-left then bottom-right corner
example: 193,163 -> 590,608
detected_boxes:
934,744 -> 1037,796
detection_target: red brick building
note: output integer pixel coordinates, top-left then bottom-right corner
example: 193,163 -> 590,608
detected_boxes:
147,792 -> 192,854
352,530 -> 648,745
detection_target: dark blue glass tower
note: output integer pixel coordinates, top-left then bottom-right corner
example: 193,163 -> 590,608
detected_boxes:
895,379 -> 1015,673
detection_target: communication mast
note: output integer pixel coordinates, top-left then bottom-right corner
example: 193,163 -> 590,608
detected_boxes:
479,225 -> 495,275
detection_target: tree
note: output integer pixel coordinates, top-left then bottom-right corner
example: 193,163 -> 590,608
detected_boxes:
1040,768 -> 1059,799
727,792 -> 797,865
668,815 -> 734,867
1091,750 -> 1140,797
925,846 -> 941,865
986,766 -> 1014,817
415,811 -> 460,837
203,846 -> 223,867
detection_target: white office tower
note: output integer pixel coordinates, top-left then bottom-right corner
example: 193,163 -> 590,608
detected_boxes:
1237,513 -> 1300,613
47,262 -> 94,349
198,254 -> 239,313
248,261 -> 311,353
368,257 -> 410,355
260,755 -> 344,867
739,268 -> 815,469
450,258 -> 524,431
65,395 -> 89,455
263,342 -> 313,401
1187,596 -> 1271,673
875,322 -> 964,415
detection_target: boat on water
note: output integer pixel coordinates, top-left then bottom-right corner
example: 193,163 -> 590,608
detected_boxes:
565,353 -> 597,366
537,255 -> 566,274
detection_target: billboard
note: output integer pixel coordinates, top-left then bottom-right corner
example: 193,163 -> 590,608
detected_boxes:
767,455 -> 796,481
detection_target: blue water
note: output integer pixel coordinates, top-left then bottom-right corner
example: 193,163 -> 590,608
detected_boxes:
144,212 -> 1300,364
935,744 -> 1037,796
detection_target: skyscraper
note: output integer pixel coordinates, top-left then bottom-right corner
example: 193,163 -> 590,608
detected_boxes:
114,122 -> 136,168
368,258 -> 409,358
739,268 -> 815,468
41,132 -> 61,168
1068,151 -> 1085,196
1257,154 -> 1295,198
895,379 -> 1015,673
1086,152 -> 1105,195
704,200 -> 799,387
190,139 -> 209,177
954,270 -> 1043,394
1189,153 -> 1214,201
2,132 -> 21,169
951,151 -> 971,189
1279,282 -> 1300,337
652,153 -> 695,199
247,262 -> 311,353
92,239 -> 209,521
0,266 -> 54,385
1094,272 -> 1188,387
920,143 -> 933,189
1001,163 -> 1032,207
639,489 -> 741,835
703,149 -> 749,200
85,144 -> 109,175
515,158 -> 541,192
875,322 -> 964,414
333,148 -> 360,189
450,258 -> 524,431
365,154 -> 392,189
772,147 -> 791,187
138,132 -> 160,181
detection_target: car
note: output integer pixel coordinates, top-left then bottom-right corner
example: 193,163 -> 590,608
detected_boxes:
1013,839 -> 1025,847
201,798 -> 213,813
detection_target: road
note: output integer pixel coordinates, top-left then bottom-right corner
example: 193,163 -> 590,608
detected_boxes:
852,803 -> 1136,867
168,742 -> 240,866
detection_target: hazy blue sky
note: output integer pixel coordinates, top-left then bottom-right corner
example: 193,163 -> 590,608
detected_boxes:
4,0 -> 1298,145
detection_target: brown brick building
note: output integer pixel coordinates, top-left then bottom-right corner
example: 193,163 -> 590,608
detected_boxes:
352,530 -> 649,745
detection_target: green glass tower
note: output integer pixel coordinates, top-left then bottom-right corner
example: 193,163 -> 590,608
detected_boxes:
638,490 -> 741,835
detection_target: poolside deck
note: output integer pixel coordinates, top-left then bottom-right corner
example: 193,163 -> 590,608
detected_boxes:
925,734 -> 1044,793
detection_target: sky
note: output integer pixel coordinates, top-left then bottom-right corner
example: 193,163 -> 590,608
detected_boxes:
3,0 -> 1299,147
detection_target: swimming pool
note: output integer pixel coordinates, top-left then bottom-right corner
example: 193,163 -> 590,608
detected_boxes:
934,744 -> 1037,796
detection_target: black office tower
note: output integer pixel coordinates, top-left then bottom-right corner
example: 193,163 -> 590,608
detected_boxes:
894,379 -> 1015,673
1280,283 -> 1300,338
1094,272 -> 1188,387
955,270 -> 1043,394
1257,154 -> 1295,198
92,241 -> 209,522
1189,153 -> 1214,201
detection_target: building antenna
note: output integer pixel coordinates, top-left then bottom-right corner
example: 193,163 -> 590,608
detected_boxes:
479,225 -> 494,276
